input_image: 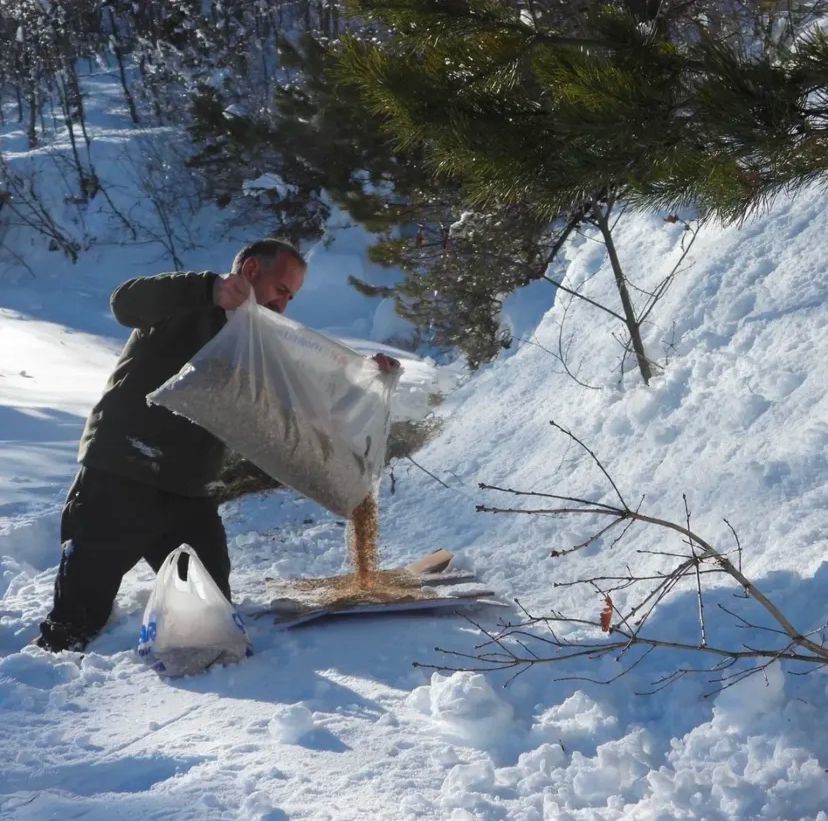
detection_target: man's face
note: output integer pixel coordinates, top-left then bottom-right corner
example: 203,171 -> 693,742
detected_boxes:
242,252 -> 305,314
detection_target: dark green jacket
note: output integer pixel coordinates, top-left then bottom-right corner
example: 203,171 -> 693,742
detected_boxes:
78,272 -> 228,497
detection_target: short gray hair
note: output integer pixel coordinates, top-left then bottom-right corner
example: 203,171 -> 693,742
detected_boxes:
231,238 -> 306,274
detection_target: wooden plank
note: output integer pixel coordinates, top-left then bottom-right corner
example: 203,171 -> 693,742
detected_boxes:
404,549 -> 454,575
272,593 -> 504,629
266,586 -> 496,616
417,571 -> 478,587
264,569 -> 477,593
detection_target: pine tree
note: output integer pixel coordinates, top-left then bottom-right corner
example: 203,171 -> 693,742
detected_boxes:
365,202 -> 554,366
340,0 -> 828,223
269,29 -> 560,367
337,0 -> 828,381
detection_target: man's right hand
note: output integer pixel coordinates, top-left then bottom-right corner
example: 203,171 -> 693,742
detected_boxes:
213,273 -> 252,310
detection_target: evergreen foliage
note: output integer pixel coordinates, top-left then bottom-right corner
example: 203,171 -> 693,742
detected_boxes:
378,205 -> 555,367
333,0 -> 828,376
339,0 -> 828,222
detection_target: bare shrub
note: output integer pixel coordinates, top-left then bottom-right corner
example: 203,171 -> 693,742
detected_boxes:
416,421 -> 828,695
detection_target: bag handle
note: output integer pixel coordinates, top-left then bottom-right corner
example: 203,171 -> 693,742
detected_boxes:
162,544 -> 228,604
157,545 -> 199,594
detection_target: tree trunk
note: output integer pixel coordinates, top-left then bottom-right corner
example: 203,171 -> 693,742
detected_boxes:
57,73 -> 88,198
108,8 -> 139,124
254,13 -> 269,88
15,82 -> 23,123
65,60 -> 92,151
27,87 -> 37,148
592,198 -> 653,385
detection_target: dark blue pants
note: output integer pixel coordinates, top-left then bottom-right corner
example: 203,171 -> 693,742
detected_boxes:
39,465 -> 230,652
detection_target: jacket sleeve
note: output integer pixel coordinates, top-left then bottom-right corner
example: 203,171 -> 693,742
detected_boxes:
110,272 -> 219,329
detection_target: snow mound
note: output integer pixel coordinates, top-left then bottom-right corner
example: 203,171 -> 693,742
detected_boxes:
268,703 -> 315,744
530,691 -> 619,751
408,671 -> 514,748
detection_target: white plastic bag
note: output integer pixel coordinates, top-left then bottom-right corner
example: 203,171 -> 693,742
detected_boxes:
138,545 -> 251,677
147,291 -> 400,516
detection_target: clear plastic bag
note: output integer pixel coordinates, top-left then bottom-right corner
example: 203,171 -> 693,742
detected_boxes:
137,545 -> 251,677
148,291 -> 400,516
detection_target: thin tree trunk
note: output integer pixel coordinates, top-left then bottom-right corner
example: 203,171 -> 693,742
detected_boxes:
57,74 -> 88,198
114,39 -> 139,124
27,86 -> 37,148
107,8 -> 139,124
15,82 -> 23,122
39,94 -> 47,136
65,61 -> 92,151
592,197 -> 653,384
255,13 -> 269,87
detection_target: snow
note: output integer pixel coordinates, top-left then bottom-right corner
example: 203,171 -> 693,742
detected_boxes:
242,173 -> 299,200
1,68 -> 827,820
408,672 -> 515,749
268,703 -> 316,744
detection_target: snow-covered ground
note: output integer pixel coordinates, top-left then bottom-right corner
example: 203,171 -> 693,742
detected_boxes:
1,70 -> 827,820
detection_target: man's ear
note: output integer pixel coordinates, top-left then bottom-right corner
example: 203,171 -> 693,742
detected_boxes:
240,257 -> 258,282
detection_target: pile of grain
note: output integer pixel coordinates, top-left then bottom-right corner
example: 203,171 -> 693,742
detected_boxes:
276,494 -> 431,609
289,568 -> 430,609
151,358 -> 374,516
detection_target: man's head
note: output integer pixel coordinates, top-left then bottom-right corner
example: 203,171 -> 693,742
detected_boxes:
232,238 -> 306,314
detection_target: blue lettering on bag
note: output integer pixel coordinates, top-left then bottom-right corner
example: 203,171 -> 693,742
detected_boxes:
138,620 -> 158,645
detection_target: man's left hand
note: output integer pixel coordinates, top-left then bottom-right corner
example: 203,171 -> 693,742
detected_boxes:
372,353 -> 401,374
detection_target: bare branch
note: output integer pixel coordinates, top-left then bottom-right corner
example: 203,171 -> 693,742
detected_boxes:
684,494 -> 708,648
548,419 -> 628,509
478,482 -> 621,513
406,455 -> 451,490
723,517 -> 743,575
448,423 -> 828,692
542,274 -> 627,323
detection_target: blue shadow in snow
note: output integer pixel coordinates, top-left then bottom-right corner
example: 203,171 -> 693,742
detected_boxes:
0,754 -> 204,797
0,405 -> 84,442
297,727 -> 350,753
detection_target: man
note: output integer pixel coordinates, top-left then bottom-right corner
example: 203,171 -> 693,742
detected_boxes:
37,238 -> 398,652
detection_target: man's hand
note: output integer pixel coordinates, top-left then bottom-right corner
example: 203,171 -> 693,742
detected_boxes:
372,353 -> 401,374
213,273 -> 251,310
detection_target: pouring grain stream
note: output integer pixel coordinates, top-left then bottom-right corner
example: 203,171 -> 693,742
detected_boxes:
349,494 -> 379,589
